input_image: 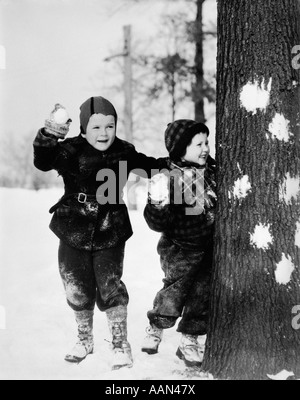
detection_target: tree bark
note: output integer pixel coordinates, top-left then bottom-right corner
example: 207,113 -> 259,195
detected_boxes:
202,0 -> 300,380
194,0 -> 205,122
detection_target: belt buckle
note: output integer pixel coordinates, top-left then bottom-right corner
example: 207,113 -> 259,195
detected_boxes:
78,193 -> 87,203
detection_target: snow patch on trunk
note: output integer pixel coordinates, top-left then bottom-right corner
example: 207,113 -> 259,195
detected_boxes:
232,175 -> 251,200
267,370 -> 295,380
279,173 -> 300,204
268,113 -> 292,142
275,254 -> 295,285
295,222 -> 300,248
250,223 -> 273,250
240,78 -> 272,114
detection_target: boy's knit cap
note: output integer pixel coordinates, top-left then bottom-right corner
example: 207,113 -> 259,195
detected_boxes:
80,96 -> 118,134
165,119 -> 209,160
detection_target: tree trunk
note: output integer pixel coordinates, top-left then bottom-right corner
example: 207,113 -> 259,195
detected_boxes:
202,0 -> 300,380
194,0 -> 205,122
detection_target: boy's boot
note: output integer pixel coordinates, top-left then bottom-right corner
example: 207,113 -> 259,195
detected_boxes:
65,310 -> 94,363
106,306 -> 133,370
141,324 -> 163,355
176,334 -> 203,367
197,335 -> 206,363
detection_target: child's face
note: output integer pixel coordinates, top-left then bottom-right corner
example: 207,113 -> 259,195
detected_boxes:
183,133 -> 210,166
82,113 -> 116,151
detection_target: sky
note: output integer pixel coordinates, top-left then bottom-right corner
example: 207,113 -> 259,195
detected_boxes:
0,0 -> 217,153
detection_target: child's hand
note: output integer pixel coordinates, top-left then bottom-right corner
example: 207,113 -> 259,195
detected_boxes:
148,173 -> 169,207
44,104 -> 72,139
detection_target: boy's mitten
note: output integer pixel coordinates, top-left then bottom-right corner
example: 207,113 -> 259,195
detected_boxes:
45,104 -> 72,139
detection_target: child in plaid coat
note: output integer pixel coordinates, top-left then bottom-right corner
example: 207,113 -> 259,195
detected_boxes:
142,119 -> 217,367
33,97 -> 167,370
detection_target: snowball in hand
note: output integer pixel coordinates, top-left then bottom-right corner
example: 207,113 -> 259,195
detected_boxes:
50,104 -> 70,124
149,174 -> 169,205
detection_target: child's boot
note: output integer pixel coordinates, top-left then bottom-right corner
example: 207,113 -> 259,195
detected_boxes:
197,335 -> 206,362
141,324 -> 163,354
176,334 -> 203,367
65,310 -> 94,363
106,306 -> 133,370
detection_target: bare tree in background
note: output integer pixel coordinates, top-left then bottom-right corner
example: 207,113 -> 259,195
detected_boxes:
202,0 -> 300,380
101,0 -> 216,134
141,5 -> 216,122
146,52 -> 192,122
193,0 -> 205,122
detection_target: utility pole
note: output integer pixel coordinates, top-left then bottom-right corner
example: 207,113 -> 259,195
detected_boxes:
104,26 -> 133,143
103,25 -> 133,144
104,25 -> 137,210
123,25 -> 137,211
123,25 -> 133,143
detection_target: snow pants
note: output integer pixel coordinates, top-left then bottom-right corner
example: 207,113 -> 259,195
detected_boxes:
58,241 -> 129,312
147,236 -> 212,336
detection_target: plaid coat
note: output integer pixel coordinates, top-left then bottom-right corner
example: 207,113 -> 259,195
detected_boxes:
144,157 -> 217,250
33,129 -> 167,251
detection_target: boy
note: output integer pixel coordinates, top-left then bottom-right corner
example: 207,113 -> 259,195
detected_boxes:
142,119 -> 217,367
33,96 -> 167,370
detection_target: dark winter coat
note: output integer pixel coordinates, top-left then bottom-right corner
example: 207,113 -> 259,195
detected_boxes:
33,129 -> 167,251
144,158 -> 217,250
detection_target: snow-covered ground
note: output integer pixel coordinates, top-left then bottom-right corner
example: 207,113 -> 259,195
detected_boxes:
0,188 -> 210,380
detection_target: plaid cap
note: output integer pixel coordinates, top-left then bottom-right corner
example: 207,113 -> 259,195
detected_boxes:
80,96 -> 118,134
164,119 -> 209,161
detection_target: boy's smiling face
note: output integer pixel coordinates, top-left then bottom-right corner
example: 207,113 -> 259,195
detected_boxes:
82,113 -> 116,151
183,132 -> 210,166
